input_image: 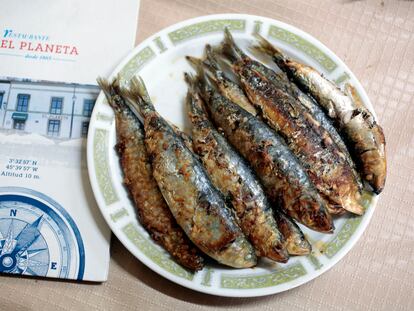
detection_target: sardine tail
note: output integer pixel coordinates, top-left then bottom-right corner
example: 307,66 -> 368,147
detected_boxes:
186,55 -> 212,85
97,77 -> 121,111
131,76 -> 152,103
204,44 -> 233,82
253,33 -> 287,65
185,72 -> 208,119
97,77 -> 113,100
111,75 -> 122,95
205,44 -> 221,71
117,76 -> 155,117
220,27 -> 245,63
186,56 -> 216,98
186,53 -> 223,88
186,55 -> 204,70
184,72 -> 197,93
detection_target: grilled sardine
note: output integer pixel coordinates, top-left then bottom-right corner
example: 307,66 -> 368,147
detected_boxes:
97,78 -> 204,271
185,73 -> 288,262
193,68 -> 333,233
221,29 -> 363,215
121,77 -> 257,268
274,210 -> 311,255
255,34 -> 386,194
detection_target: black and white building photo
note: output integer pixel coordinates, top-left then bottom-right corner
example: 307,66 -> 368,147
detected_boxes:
0,78 -> 99,139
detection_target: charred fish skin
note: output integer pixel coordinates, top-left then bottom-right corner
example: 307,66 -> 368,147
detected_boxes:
196,74 -> 333,233
187,54 -> 327,248
242,56 -> 358,179
255,34 -> 386,194
186,63 -> 312,248
235,65 -> 364,215
276,72 -> 364,192
221,29 -> 351,178
222,33 -> 349,171
97,78 -> 204,271
343,83 -> 387,194
168,121 -> 194,151
121,77 -> 257,268
274,210 -> 311,256
230,61 -> 348,215
185,73 -> 289,262
249,64 -> 364,194
220,29 -> 363,215
247,58 -> 360,176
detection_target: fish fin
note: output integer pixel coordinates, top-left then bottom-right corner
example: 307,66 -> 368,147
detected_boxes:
97,77 -> 122,111
186,55 -> 213,84
205,44 -> 235,83
96,77 -> 112,98
205,44 -> 221,71
111,75 -> 123,94
253,33 -> 287,65
186,50 -> 217,73
186,56 -> 215,97
344,83 -> 366,110
184,72 -> 198,94
186,57 -> 204,84
131,76 -> 151,103
186,55 -> 204,70
185,72 -> 205,117
118,76 -> 155,118
185,72 -> 209,119
191,55 -> 223,91
220,27 -> 245,63
345,83 -> 377,127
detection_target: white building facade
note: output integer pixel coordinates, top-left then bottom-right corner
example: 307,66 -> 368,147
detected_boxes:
0,79 -> 99,139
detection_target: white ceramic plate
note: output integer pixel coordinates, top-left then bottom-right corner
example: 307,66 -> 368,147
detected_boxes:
87,14 -> 377,297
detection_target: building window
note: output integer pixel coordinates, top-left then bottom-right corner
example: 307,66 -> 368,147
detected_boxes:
83,99 -> 95,117
47,120 -> 60,137
0,92 -> 4,109
81,121 -> 89,137
16,94 -> 30,112
13,120 -> 25,130
50,97 -> 63,114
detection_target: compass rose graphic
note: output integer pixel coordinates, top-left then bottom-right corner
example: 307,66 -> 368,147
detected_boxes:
0,216 -> 49,276
0,187 -> 85,280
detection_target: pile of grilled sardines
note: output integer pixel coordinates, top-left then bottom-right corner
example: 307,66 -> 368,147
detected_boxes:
97,29 -> 386,271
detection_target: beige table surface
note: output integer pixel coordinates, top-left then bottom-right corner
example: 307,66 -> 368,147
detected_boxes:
1,0 -> 413,310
